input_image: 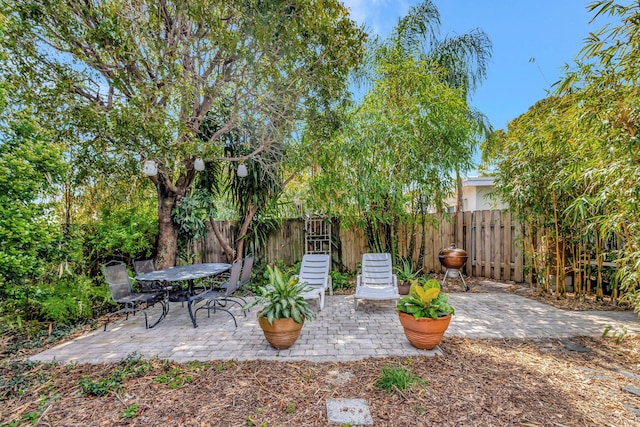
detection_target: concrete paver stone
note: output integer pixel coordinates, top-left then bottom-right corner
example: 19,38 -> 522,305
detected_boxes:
326,398 -> 373,425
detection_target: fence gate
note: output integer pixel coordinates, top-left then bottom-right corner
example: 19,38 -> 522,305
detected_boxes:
305,216 -> 331,254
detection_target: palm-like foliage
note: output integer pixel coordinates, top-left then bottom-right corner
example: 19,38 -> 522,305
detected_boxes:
393,3 -> 491,97
243,266 -> 316,325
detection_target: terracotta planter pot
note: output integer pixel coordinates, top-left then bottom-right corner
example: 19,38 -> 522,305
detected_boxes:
397,311 -> 452,350
258,316 -> 304,349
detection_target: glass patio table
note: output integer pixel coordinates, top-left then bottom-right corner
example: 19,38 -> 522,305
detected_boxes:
135,263 -> 231,328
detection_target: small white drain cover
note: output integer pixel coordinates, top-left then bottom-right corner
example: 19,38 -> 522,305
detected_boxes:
326,398 -> 373,425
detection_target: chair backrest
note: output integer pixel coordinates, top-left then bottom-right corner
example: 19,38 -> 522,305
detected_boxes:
298,254 -> 331,290
224,260 -> 244,296
103,261 -> 134,301
239,256 -> 254,286
360,253 -> 394,287
133,259 -> 155,275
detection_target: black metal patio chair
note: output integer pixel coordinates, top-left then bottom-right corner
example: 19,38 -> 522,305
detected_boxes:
212,255 -> 253,305
239,255 -> 254,288
191,260 -> 245,327
133,259 -> 172,293
103,261 -> 168,331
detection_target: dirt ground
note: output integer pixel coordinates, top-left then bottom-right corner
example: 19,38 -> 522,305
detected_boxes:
2,278 -> 640,426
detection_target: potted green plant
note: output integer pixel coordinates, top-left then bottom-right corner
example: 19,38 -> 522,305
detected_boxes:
244,265 -> 316,349
396,278 -> 455,349
394,259 -> 419,295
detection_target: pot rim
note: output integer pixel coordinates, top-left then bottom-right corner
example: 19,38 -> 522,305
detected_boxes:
397,310 -> 453,320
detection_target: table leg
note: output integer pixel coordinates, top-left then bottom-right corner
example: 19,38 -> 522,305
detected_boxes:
187,279 -> 205,328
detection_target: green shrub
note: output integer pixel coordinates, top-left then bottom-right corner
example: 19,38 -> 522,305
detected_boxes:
84,203 -> 157,264
330,270 -> 353,291
37,275 -> 110,325
0,120 -> 67,288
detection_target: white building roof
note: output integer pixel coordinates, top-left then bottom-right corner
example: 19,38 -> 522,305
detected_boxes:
462,176 -> 495,188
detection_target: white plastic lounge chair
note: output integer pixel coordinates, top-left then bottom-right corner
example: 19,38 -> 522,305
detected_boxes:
299,254 -> 332,311
354,253 -> 400,310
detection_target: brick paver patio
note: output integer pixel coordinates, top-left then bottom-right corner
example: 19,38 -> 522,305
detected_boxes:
29,288 -> 640,364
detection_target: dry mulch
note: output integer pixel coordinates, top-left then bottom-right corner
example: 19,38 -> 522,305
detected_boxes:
2,278 -> 640,426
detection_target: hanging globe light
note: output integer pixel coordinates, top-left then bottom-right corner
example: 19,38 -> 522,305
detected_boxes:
143,160 -> 158,176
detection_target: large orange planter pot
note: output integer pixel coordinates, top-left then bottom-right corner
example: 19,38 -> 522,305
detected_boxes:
397,311 -> 452,350
258,316 -> 304,349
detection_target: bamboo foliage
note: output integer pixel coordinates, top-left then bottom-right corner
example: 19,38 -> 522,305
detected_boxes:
488,2 -> 640,312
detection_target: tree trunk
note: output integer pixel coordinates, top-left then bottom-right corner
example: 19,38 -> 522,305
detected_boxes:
236,203 -> 258,262
417,198 -> 426,272
155,182 -> 180,269
210,219 -> 235,263
456,170 -> 463,213
152,164 -> 197,269
332,217 -> 346,271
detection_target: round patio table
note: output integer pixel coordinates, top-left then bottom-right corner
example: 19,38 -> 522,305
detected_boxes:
136,263 -> 231,328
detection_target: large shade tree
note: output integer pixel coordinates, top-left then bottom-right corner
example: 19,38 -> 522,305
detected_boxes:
306,0 -> 491,260
2,0 -> 366,268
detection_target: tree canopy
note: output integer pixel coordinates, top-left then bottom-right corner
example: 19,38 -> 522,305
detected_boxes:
2,0 -> 367,267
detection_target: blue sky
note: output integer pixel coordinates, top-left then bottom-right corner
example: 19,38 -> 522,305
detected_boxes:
341,0 -> 602,131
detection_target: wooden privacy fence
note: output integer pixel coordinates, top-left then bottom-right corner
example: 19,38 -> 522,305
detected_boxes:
197,210 -> 525,282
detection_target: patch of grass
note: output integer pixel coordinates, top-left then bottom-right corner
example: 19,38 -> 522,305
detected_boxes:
153,367 -> 193,389
152,360 -> 210,389
152,361 -> 206,389
22,411 -> 39,425
185,360 -> 208,373
120,403 -> 139,419
603,325 -> 628,344
213,361 -> 234,371
413,404 -> 427,415
78,353 -> 155,396
375,363 -> 426,396
118,353 -> 154,378
282,401 -> 296,413
0,360 -> 52,400
78,374 -> 122,397
245,407 -> 267,426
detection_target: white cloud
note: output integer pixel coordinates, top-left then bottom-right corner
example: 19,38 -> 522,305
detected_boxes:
341,0 -> 414,36
341,0 -> 369,25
